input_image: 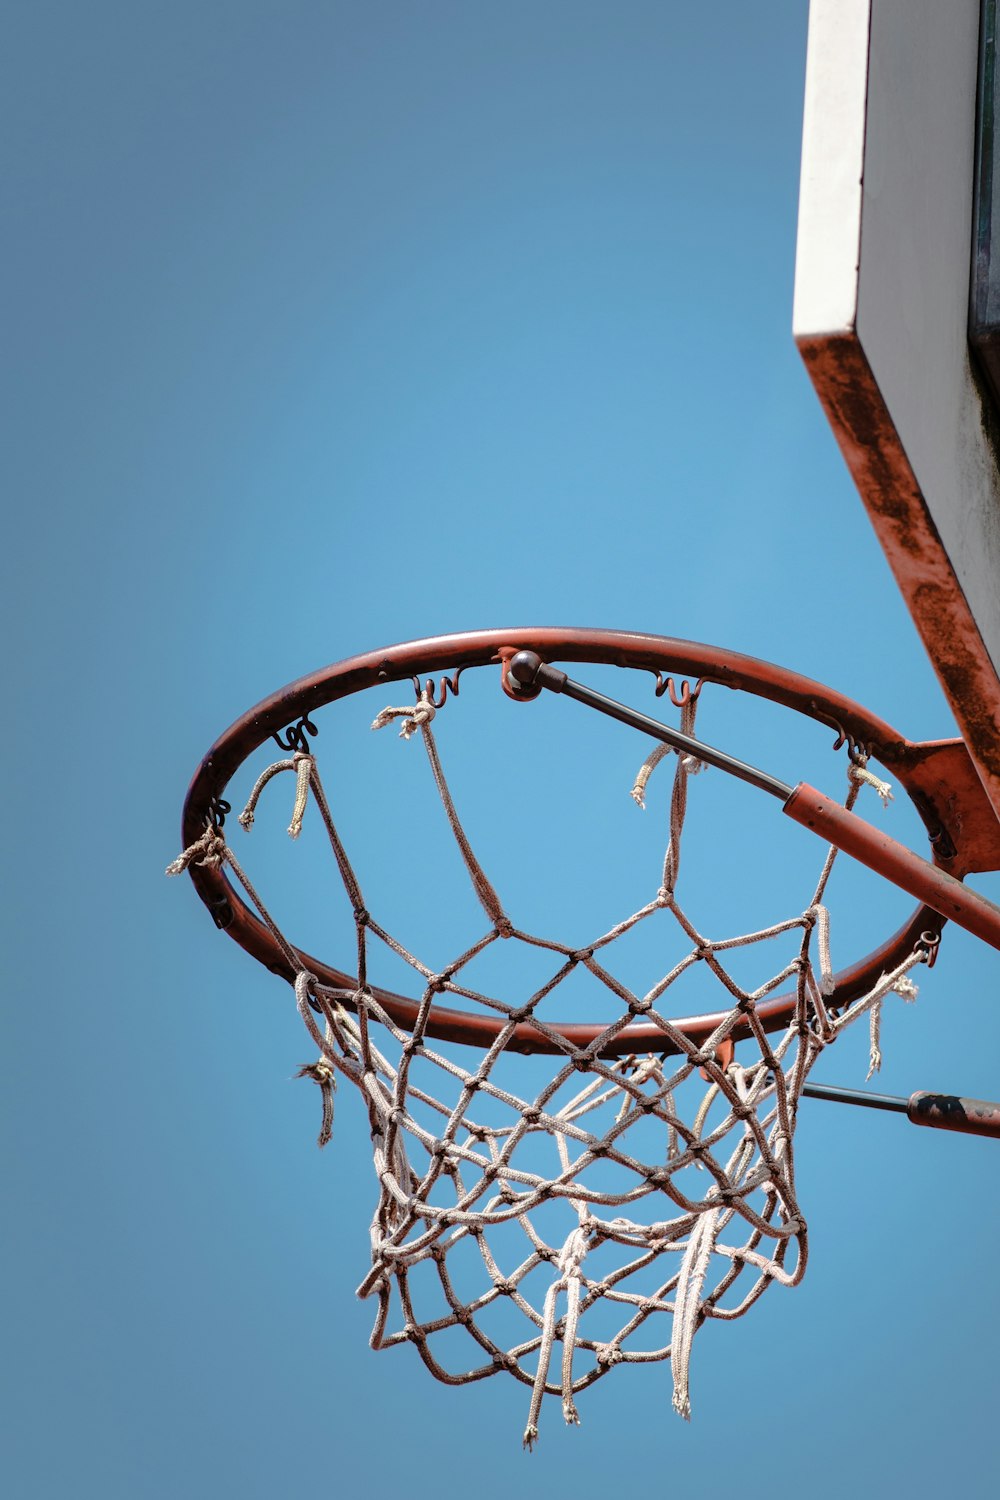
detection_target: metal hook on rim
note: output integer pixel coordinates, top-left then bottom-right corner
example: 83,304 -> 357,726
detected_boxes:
272,714 -> 319,754
652,673 -> 704,708
918,930 -> 941,968
412,669 -> 466,709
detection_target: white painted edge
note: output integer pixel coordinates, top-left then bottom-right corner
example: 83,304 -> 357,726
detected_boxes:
792,0 -> 1000,817
792,0 -> 871,340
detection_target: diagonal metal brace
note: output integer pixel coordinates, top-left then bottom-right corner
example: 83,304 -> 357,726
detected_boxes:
504,650 -> 1000,953
801,1081 -> 1000,1140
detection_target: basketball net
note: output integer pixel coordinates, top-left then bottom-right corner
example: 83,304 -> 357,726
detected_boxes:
168,683 -> 925,1445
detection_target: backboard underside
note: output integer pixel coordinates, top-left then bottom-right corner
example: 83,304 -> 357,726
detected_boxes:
794,0 -> 1000,817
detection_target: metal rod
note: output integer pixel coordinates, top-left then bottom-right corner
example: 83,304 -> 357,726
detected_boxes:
508,652 -> 793,801
906,1091 -> 1000,1138
801,1081 -> 1000,1139
507,651 -> 1000,956
784,784 -> 1000,952
800,1080 -> 909,1113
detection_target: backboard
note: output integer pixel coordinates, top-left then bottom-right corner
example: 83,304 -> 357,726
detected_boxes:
794,0 -> 1000,816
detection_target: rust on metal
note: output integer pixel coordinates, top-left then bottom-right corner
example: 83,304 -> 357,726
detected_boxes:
797,329 -> 1000,818
907,1091 -> 1000,1139
783,784 -> 1000,950
878,738 -> 1000,876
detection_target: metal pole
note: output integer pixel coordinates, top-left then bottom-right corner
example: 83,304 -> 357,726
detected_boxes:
506,650 -> 1000,955
506,652 -> 792,800
801,1081 -> 1000,1139
783,785 -> 1000,951
800,1081 -> 908,1113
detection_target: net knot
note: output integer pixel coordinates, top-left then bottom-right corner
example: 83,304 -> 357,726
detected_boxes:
295,1057 -> 336,1148
557,1224 -> 592,1279
296,1058 -> 334,1083
629,1055 -> 660,1087
848,761 -> 893,807
165,824 -> 227,875
371,694 -> 436,739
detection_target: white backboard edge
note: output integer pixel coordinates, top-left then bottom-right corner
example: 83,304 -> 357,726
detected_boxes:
794,0 -> 1000,816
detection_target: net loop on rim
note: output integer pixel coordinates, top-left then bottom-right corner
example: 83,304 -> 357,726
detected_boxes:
165,824 -> 226,874
168,673 -> 929,1444
371,693 -> 437,740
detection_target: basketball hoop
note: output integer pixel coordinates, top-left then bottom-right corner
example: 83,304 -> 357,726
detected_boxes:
168,628 -> 1000,1443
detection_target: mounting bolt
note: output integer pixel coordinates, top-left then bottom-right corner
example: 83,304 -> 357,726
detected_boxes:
504,649 -> 568,701
508,650 -> 543,688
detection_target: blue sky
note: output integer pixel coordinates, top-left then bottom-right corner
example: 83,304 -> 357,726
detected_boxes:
5,4 -> 999,1496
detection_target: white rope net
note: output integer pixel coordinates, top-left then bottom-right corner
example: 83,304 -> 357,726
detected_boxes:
169,681 -> 925,1446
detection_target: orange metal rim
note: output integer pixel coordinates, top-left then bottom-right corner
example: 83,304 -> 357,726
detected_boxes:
180,627 -> 974,1055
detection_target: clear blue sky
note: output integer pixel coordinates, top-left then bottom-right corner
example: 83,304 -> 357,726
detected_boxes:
5,4 -> 998,1496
